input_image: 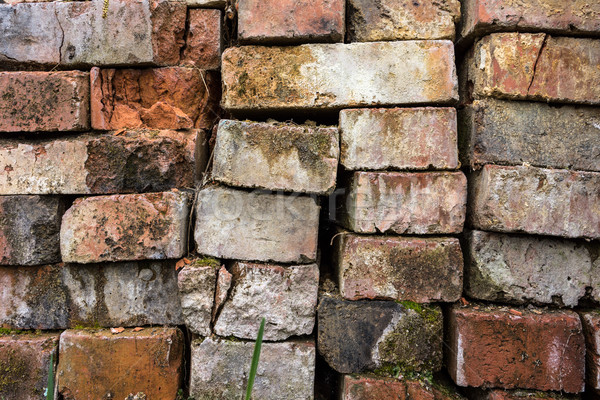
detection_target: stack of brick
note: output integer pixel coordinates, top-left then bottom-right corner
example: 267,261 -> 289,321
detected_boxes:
0,0 -> 221,398
449,0 -> 600,397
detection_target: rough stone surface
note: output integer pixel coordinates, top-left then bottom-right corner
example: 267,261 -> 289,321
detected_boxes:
466,231 -> 600,307
190,337 -> 315,400
339,107 -> 458,171
222,41 -> 458,112
57,328 -> 184,400
214,262 -> 319,340
61,191 -> 191,263
334,232 -> 463,303
347,0 -> 460,41
195,185 -> 320,263
0,129 -> 202,195
177,261 -> 218,336
186,0 -> 225,6
0,332 -> 59,400
213,265 -> 232,322
459,98 -> 600,172
0,261 -> 184,329
0,71 -> 89,132
460,0 -> 600,41
0,196 -> 63,266
91,67 -> 220,131
0,0 -> 186,67
317,296 -> 443,374
447,304 -> 585,393
341,171 -> 467,234
580,312 -> 600,392
213,120 -> 339,194
181,9 -> 222,69
466,388 -> 581,400
341,375 -> 466,400
469,165 -> 600,239
237,0 -> 345,44
463,33 -> 600,105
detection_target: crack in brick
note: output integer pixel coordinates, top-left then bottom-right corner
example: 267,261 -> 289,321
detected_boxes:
527,34 -> 548,95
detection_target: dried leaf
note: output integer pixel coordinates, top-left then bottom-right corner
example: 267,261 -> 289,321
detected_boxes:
111,327 -> 125,334
509,309 -> 523,316
132,327 -> 144,332
175,259 -> 186,271
113,128 -> 126,136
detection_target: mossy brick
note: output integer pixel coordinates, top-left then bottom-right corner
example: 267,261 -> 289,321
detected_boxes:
221,41 -> 458,112
466,231 -> 600,307
462,33 -> 600,105
341,171 -> 467,234
190,337 -> 315,400
466,388 -> 581,400
469,165 -> 600,239
213,119 -> 339,194
0,332 -> 59,400
317,296 -> 443,374
61,191 -> 191,263
0,71 -> 89,132
447,304 -> 585,393
339,107 -> 459,171
459,98 -> 600,172
347,0 -> 460,42
57,328 -> 184,400
334,232 -> 463,303
0,129 -> 203,195
237,0 -> 344,44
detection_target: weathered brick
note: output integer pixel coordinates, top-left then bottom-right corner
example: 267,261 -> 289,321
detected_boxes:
186,0 -> 225,6
0,196 -> 64,266
213,120 -> 339,194
447,304 -> 585,393
317,296 -> 443,374
57,328 -> 184,400
580,312 -> 600,392
0,71 -> 89,133
237,0 -> 344,44
0,0 -> 186,67
339,107 -> 458,171
466,388 -> 580,400
463,33 -> 600,105
61,191 -> 191,263
459,99 -> 600,172
91,67 -> 220,131
347,0 -> 460,42
0,332 -> 59,400
466,231 -> 600,307
222,41 -> 458,112
177,260 -> 218,336
0,130 -> 203,195
190,337 -> 315,400
214,262 -> 319,340
0,262 -> 183,329
469,165 -> 600,239
460,0 -> 600,41
341,375 -> 466,400
181,9 -> 222,69
194,185 -> 319,263
341,171 -> 467,234
334,232 -> 463,303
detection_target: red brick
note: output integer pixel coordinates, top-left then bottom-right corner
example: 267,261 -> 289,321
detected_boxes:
463,33 -> 600,105
0,129 -> 204,195
57,328 -> 183,400
469,165 -> 600,239
181,9 -> 222,69
447,304 -> 585,393
90,67 -> 220,131
339,107 -> 458,171
341,375 -> 466,400
341,171 -> 467,234
237,0 -> 344,44
466,388 -> 580,400
334,232 -> 463,303
0,332 -> 59,400
580,312 -> 600,392
60,191 -> 191,263
0,71 -> 89,132
460,0 -> 600,40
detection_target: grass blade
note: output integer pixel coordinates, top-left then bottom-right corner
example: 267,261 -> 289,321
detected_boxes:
46,352 -> 54,400
245,317 -> 265,400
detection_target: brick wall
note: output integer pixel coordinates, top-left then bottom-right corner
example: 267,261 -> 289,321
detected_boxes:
0,0 -> 599,399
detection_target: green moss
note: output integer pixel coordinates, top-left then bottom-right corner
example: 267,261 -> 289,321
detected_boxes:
193,257 -> 221,269
398,301 -> 440,323
0,348 -> 28,393
0,328 -> 42,336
